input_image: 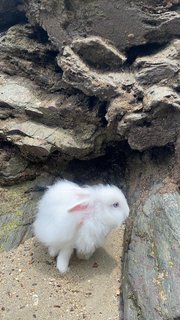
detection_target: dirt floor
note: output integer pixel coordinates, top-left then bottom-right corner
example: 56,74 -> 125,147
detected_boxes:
0,226 -> 125,320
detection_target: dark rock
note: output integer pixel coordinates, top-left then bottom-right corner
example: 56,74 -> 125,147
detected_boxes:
71,36 -> 126,71
0,147 -> 37,186
143,86 -> 180,111
0,0 -> 26,31
24,0 -> 180,51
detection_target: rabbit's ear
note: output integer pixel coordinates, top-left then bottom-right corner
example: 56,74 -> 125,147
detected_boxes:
68,201 -> 89,213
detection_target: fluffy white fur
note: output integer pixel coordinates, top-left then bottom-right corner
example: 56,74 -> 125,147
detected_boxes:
34,180 -> 129,273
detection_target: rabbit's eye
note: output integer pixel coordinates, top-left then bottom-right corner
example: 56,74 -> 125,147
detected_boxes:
113,202 -> 119,208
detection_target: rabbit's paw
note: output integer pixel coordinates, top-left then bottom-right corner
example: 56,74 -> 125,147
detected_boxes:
56,247 -> 73,274
56,262 -> 70,274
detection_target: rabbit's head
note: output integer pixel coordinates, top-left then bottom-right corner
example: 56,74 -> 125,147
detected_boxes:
68,184 -> 129,228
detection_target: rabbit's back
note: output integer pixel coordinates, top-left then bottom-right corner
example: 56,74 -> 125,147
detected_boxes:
38,180 -> 81,210
34,180 -> 83,248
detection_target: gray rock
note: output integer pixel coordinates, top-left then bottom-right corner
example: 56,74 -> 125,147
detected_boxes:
105,85 -> 180,148
143,86 -> 180,111
0,24 -> 62,92
1,119 -> 101,161
0,174 -> 53,251
24,0 -> 180,51
0,148 -> 37,185
123,187 -> 180,320
134,40 -> 180,86
127,88 -> 180,150
0,73 -> 43,114
71,36 -> 127,71
58,45 -> 134,100
27,93 -> 101,132
106,95 -> 143,125
0,73 -> 102,133
135,59 -> 178,86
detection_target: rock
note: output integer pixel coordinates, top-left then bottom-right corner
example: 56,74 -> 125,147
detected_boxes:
0,24 -> 62,92
0,174 -> 53,251
123,192 -> 180,320
0,147 -> 37,185
58,45 -> 134,100
0,73 -> 102,133
24,0 -> 180,51
1,120 -> 100,161
146,11 -> 180,43
134,40 -> 180,86
0,72 -> 108,161
0,73 -> 43,114
135,59 -> 178,86
122,150 -> 180,320
0,0 -> 25,31
27,93 -> 101,132
127,109 -> 180,151
71,36 -> 127,71
105,85 -> 180,148
106,95 -> 143,126
143,86 -> 180,111
127,86 -> 180,150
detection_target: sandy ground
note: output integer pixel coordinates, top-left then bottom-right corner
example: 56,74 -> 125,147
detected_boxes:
0,226 -> 125,320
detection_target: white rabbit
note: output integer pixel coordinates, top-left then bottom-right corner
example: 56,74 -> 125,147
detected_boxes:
34,180 -> 129,274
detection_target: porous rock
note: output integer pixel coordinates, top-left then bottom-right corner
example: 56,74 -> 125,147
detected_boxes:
71,36 -> 127,71
0,24 -> 62,92
135,40 -> 180,86
24,0 -> 180,51
58,45 -> 134,100
0,147 -> 37,185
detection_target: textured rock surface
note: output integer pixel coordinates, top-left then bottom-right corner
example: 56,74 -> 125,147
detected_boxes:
0,174 -> 54,251
124,191 -> 180,320
122,149 -> 180,320
135,40 -> 180,87
0,24 -> 62,92
58,45 -> 133,100
24,0 -> 180,51
0,1 -> 180,319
